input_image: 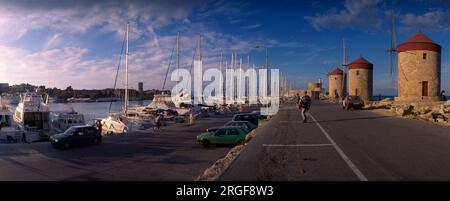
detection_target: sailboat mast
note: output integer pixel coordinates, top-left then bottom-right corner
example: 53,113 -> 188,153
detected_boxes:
124,21 -> 129,115
219,49 -> 223,104
247,54 -> 250,100
199,35 -> 202,61
225,59 -> 228,103
177,31 -> 180,71
234,52 -> 237,100
231,53 -> 234,102
176,31 -> 180,96
240,58 -> 243,102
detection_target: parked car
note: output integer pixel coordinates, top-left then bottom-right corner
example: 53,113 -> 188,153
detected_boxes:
232,113 -> 259,126
251,111 -> 268,120
206,125 -> 249,133
197,126 -> 247,147
342,96 -> 364,110
224,121 -> 256,132
50,125 -> 102,149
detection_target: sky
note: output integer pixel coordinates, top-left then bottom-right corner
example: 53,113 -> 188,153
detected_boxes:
0,0 -> 449,95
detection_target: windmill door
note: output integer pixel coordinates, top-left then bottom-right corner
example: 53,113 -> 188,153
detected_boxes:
422,81 -> 428,96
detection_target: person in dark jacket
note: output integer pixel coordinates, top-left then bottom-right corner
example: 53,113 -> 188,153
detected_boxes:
21,132 -> 27,143
96,120 -> 102,134
299,91 -> 312,123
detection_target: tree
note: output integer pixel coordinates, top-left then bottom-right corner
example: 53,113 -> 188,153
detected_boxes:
65,86 -> 73,92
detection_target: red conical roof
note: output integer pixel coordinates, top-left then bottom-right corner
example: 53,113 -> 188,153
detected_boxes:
328,68 -> 343,76
398,32 -> 441,53
348,57 -> 373,70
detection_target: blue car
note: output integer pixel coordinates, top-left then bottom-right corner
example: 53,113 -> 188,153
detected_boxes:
50,125 -> 102,149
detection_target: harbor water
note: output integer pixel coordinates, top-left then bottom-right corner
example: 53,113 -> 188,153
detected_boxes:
9,100 -> 151,125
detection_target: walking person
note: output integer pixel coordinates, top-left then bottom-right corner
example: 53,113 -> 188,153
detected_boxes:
95,120 -> 102,135
155,113 -> 162,131
299,91 -> 312,123
21,132 -> 27,144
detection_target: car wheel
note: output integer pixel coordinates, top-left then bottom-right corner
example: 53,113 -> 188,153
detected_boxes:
202,139 -> 210,147
235,140 -> 243,146
64,143 -> 70,149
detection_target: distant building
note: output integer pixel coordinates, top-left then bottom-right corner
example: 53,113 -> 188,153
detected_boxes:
348,57 -> 373,103
395,32 -> 441,102
307,80 -> 323,99
138,82 -> 144,100
0,83 -> 9,94
328,68 -> 344,99
287,79 -> 324,99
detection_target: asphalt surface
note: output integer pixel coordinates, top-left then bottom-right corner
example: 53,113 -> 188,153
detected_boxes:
220,100 -> 450,181
0,113 -> 239,181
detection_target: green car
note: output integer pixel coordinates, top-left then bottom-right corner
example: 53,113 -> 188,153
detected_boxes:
197,126 -> 247,147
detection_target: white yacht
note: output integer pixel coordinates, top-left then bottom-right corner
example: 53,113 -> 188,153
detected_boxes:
13,92 -> 51,142
50,109 -> 85,134
148,94 -> 177,110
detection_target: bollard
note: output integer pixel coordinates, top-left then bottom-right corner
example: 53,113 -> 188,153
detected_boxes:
189,113 -> 194,125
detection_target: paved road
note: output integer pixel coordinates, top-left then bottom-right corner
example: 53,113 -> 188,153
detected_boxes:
0,114 -> 238,181
220,101 -> 450,181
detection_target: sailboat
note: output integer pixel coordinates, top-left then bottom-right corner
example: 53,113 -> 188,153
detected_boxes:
100,22 -> 132,134
143,32 -> 196,116
148,32 -> 182,111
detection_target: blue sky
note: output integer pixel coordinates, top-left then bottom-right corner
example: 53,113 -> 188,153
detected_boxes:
0,0 -> 449,95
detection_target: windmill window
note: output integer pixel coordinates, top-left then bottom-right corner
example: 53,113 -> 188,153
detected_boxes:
356,70 -> 359,75
423,53 -> 427,60
334,77 -> 337,80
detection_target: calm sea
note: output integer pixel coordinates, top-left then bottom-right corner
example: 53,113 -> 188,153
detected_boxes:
371,96 -> 450,101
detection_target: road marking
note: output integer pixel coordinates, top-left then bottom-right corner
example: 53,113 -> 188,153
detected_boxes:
309,113 -> 368,181
263,144 -> 333,147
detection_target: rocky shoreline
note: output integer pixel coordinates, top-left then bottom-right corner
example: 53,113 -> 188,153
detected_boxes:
364,99 -> 450,125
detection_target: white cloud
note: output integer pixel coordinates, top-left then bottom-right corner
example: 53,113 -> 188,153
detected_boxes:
399,11 -> 450,33
304,0 -> 383,31
43,34 -> 61,50
0,1 -> 202,43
